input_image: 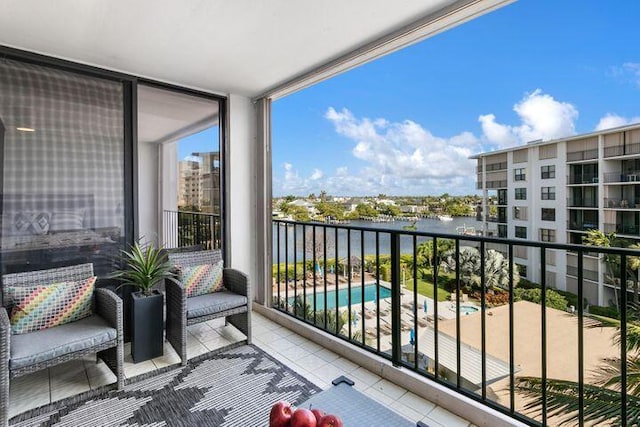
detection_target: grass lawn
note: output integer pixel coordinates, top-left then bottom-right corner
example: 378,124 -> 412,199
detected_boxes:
404,278 -> 451,301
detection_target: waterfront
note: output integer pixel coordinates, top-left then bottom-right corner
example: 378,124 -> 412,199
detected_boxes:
273,217 -> 484,261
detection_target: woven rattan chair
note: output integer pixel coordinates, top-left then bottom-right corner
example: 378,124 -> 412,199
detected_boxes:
0,264 -> 124,426
166,250 -> 251,365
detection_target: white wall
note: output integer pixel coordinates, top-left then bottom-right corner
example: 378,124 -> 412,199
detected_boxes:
159,142 -> 179,247
227,94 -> 258,287
137,140 -> 159,246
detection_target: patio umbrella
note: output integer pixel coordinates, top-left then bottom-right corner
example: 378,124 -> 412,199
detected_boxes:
423,299 -> 428,314
409,328 -> 415,346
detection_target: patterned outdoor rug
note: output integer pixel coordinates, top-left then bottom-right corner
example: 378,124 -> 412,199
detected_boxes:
10,344 -> 321,427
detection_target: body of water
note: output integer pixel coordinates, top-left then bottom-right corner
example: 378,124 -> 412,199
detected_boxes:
273,217 -> 483,261
291,283 -> 392,310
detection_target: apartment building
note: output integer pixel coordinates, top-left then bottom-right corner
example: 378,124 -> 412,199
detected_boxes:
473,123 -> 640,306
178,158 -> 202,207
177,151 -> 221,212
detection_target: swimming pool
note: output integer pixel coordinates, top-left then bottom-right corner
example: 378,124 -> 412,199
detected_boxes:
294,284 -> 391,310
459,305 -> 479,314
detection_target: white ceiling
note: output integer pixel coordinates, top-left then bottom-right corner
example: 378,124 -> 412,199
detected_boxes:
0,0 -> 466,97
138,84 -> 219,144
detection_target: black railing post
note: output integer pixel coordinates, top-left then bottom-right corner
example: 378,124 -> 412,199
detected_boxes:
391,232 -> 402,367
577,250 -> 584,425
620,254 -> 628,425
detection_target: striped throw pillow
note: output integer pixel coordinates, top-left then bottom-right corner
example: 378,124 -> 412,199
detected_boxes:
8,276 -> 96,335
177,261 -> 224,297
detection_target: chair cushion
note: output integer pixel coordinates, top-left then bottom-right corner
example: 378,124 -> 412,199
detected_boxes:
7,276 -> 96,335
187,291 -> 247,319
9,315 -> 116,370
177,261 -> 224,297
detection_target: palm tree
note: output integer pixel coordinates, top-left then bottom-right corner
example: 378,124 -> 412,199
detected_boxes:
514,311 -> 640,425
440,246 -> 481,289
483,249 -> 520,291
625,243 -> 640,304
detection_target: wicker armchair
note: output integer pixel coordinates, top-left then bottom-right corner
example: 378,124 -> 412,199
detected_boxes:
0,264 -> 124,426
166,250 -> 251,365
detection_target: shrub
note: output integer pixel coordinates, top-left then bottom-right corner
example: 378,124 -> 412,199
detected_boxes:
514,288 -> 568,311
588,305 -> 620,319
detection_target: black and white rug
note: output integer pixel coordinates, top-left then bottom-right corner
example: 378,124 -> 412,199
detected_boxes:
10,344 -> 321,427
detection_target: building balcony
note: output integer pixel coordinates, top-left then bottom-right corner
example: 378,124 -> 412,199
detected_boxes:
6,310 -> 471,427
604,222 -> 640,236
566,149 -> 598,162
476,162 -> 507,173
476,180 -> 508,190
567,199 -> 599,208
567,220 -> 599,231
603,142 -> 640,158
604,198 -> 639,209
603,171 -> 640,183
268,219 -> 636,426
567,174 -> 598,185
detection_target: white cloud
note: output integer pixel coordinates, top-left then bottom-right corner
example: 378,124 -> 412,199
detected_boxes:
310,168 -> 324,180
595,113 -> 640,131
610,62 -> 640,88
325,107 -> 481,183
479,89 -> 578,148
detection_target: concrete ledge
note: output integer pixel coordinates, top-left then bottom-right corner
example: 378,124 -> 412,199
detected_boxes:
254,304 -> 525,427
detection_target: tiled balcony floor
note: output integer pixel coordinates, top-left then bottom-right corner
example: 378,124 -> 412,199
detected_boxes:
9,311 -> 473,427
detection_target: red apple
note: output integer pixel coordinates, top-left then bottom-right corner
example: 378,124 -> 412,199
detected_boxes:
270,401 -> 293,427
311,408 -> 325,425
318,414 -> 344,427
290,408 -> 317,427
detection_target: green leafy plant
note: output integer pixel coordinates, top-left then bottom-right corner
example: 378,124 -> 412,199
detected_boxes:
112,242 -> 177,296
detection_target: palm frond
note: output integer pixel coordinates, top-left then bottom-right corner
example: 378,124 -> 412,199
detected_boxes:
515,376 -> 640,425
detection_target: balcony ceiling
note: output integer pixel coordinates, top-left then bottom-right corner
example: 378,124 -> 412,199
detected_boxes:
1,0 -> 464,97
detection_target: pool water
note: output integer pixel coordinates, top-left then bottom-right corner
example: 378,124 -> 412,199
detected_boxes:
459,305 -> 479,314
294,284 -> 391,310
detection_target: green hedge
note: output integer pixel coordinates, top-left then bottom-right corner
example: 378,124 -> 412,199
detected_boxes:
514,288 -> 568,311
588,305 -> 620,319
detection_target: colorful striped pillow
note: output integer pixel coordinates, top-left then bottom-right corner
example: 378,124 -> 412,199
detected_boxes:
177,261 -> 224,297
7,276 -> 96,335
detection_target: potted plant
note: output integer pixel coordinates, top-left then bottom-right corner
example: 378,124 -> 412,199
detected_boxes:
112,242 -> 176,363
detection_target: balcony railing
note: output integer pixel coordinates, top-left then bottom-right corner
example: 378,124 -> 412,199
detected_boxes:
567,198 -> 599,208
603,172 -> 640,183
477,162 -> 508,173
603,142 -> 640,158
568,174 -> 598,184
163,210 -> 221,249
567,221 -> 599,231
272,219 -> 638,426
604,198 -> 638,209
476,180 -> 508,190
566,149 -> 598,162
603,223 -> 640,235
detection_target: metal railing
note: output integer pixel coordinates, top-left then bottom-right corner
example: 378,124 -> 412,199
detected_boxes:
603,172 -> 640,183
603,223 -> 640,235
477,180 -> 508,189
477,162 -> 508,173
163,210 -> 221,249
272,219 -> 637,426
566,149 -> 598,162
568,174 -> 598,184
604,142 -> 640,158
604,198 -> 638,209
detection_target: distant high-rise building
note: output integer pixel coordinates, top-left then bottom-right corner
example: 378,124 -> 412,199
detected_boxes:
177,152 -> 220,213
192,151 -> 220,214
178,158 -> 202,208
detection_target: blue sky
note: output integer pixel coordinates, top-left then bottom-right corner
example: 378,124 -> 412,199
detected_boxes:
271,0 -> 640,197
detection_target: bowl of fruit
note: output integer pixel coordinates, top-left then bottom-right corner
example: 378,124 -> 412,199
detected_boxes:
270,400 -> 344,427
